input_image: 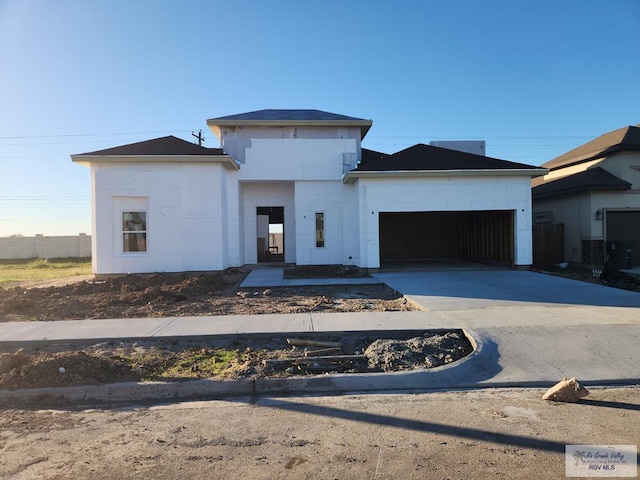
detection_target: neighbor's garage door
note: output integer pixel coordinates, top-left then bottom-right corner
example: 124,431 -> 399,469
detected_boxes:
379,210 -> 514,264
606,210 -> 640,268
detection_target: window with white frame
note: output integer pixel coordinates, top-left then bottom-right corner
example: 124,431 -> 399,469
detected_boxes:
122,211 -> 147,252
315,212 -> 325,248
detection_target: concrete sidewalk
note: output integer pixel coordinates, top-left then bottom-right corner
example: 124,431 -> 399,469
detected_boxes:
1,269 -> 639,401
239,267 -> 381,288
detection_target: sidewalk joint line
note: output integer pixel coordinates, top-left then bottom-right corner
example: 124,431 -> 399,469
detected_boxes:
149,318 -> 178,337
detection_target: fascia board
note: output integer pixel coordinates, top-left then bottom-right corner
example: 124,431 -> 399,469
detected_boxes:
206,118 -> 373,139
342,168 -> 549,184
71,154 -> 240,170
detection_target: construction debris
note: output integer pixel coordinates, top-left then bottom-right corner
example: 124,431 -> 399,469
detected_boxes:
542,377 -> 589,402
303,347 -> 341,357
286,339 -> 342,348
0,330 -> 474,390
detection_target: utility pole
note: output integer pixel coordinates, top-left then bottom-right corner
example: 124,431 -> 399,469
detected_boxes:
191,130 -> 205,146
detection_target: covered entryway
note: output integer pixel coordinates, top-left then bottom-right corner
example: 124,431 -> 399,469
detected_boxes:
379,210 -> 514,267
256,207 -> 284,262
606,210 -> 640,268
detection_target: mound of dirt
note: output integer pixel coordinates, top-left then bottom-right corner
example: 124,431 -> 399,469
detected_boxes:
365,331 -> 471,371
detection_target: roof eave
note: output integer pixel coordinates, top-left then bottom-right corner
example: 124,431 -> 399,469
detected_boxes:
545,144 -> 640,171
342,168 -> 548,184
533,185 -> 631,201
207,118 -> 373,140
71,154 -> 240,170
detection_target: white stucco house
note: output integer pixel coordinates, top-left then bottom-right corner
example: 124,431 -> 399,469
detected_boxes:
72,109 -> 547,275
532,124 -> 640,269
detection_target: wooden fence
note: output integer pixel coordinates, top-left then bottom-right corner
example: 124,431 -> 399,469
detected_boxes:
532,223 -> 564,268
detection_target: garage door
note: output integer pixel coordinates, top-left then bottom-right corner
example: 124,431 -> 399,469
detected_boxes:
606,210 -> 640,268
379,210 -> 514,265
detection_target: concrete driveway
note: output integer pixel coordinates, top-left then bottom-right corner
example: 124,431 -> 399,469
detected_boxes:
373,269 -> 640,310
371,269 -> 640,388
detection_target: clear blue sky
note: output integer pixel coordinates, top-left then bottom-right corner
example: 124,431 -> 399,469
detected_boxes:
1,0 -> 639,236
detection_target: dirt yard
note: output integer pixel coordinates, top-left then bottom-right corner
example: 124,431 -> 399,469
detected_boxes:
0,267 -> 416,322
4,387 -> 639,480
0,267 -> 478,392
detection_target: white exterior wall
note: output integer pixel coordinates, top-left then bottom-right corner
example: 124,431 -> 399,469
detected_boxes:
91,162 -> 232,274
220,126 -> 361,164
240,182 -> 295,264
294,181 -> 353,265
84,121 -> 541,273
220,168 -> 241,268
240,138 -> 357,181
341,183 -> 361,265
234,132 -> 360,266
356,175 -> 534,268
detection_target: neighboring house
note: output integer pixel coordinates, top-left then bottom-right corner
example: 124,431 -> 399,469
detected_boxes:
532,124 -> 640,269
72,109 -> 546,275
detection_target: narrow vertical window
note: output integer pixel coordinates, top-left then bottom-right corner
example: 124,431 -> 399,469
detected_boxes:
315,212 -> 324,248
122,211 -> 147,252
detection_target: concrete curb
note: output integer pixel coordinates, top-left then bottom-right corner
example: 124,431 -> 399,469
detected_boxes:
0,329 -> 488,406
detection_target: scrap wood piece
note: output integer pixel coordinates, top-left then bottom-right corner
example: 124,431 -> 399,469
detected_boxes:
304,347 -> 341,357
542,377 -> 589,403
286,338 -> 342,348
293,354 -> 366,365
263,354 -> 366,367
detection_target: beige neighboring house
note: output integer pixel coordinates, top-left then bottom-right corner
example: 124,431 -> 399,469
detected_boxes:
532,124 -> 640,269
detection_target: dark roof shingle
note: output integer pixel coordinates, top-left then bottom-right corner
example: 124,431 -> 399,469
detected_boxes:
355,144 -> 540,172
360,148 -> 388,166
532,167 -> 631,200
75,136 -> 224,156
208,109 -> 369,122
542,124 -> 640,171
207,109 -> 373,139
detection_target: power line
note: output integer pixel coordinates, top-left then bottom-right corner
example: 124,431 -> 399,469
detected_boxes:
367,134 -> 595,140
0,130 -> 597,143
0,130 -> 192,140
0,141 -> 157,147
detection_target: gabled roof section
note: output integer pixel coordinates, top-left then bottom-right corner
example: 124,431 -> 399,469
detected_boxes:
75,135 -> 224,156
532,167 -> 631,200
543,124 -> 640,171
344,144 -> 546,183
355,144 -> 541,171
71,136 -> 238,170
207,109 -> 373,139
360,148 -> 388,166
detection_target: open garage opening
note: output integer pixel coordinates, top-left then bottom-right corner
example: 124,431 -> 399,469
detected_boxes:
379,211 -> 515,269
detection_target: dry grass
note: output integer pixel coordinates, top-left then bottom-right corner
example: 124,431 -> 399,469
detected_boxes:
0,258 -> 92,287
